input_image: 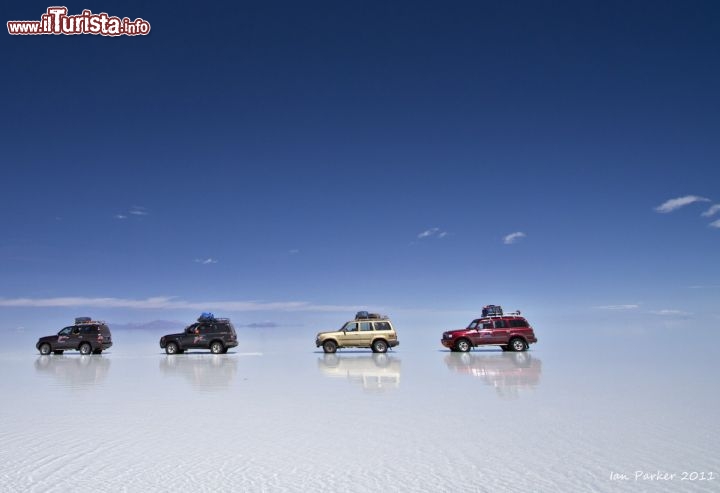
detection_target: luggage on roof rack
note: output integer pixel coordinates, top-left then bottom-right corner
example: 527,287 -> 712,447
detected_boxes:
198,312 -> 216,322
481,305 -> 503,317
355,311 -> 383,320
75,317 -> 92,324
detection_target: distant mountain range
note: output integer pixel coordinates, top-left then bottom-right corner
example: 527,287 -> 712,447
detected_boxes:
110,320 -> 185,331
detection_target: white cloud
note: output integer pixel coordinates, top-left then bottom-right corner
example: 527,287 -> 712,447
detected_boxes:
595,304 -> 640,310
503,232 -> 526,245
194,258 -> 218,265
417,228 -> 447,239
129,206 -> 148,216
654,195 -> 710,213
701,204 -> 720,217
649,309 -> 692,316
710,219 -> 720,229
0,296 -> 360,313
114,214 -> 127,220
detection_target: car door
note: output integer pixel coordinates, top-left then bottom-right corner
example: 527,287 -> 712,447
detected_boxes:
490,319 -> 510,344
65,326 -> 82,350
471,320 -> 494,345
56,326 -> 74,349
339,322 -> 362,347
357,322 -> 374,346
180,324 -> 201,349
200,323 -> 217,349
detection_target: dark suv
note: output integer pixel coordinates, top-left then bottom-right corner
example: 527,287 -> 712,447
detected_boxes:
36,318 -> 113,355
441,312 -> 537,352
159,316 -> 238,355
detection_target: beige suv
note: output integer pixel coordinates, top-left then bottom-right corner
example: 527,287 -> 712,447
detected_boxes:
315,312 -> 400,354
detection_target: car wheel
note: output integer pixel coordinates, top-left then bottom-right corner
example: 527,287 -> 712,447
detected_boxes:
509,338 -> 527,352
455,339 -> 471,352
39,343 -> 51,355
165,342 -> 179,355
371,339 -> 388,354
221,348 -> 229,354
322,340 -> 337,354
79,343 -> 92,355
210,341 -> 224,354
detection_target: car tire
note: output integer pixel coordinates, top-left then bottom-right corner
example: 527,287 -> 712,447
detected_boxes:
166,342 -> 179,355
509,338 -> 527,352
79,343 -> 92,355
221,348 -> 229,354
371,339 -> 388,354
455,339 -> 471,352
39,343 -> 51,355
322,340 -> 337,354
210,341 -> 224,354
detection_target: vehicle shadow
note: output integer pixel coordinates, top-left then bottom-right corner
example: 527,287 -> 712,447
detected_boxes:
317,353 -> 402,393
158,354 -> 238,391
34,355 -> 111,389
444,352 -> 542,399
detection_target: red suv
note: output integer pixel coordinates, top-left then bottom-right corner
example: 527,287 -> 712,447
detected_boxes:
441,312 -> 537,352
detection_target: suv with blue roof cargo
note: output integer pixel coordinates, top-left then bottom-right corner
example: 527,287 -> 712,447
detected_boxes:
160,314 -> 238,355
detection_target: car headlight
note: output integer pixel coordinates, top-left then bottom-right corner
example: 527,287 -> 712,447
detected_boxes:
445,333 -> 452,339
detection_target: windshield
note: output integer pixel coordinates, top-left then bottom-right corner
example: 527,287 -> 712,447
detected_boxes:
466,320 -> 480,330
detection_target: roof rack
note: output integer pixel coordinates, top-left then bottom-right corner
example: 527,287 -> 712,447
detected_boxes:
482,310 -> 521,318
355,311 -> 388,321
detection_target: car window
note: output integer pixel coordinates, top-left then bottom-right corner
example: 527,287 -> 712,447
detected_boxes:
343,322 -> 358,332
216,323 -> 229,333
80,326 -> 96,334
509,319 -> 529,328
467,320 -> 480,330
59,326 -> 73,336
374,322 -> 391,331
482,322 -> 493,329
494,320 -> 506,329
359,322 -> 372,331
199,324 -> 214,334
71,326 -> 81,335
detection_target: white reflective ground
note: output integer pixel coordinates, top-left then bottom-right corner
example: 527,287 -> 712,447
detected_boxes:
1,326 -> 718,492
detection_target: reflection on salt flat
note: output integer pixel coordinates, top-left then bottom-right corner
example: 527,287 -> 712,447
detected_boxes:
317,354 -> 401,392
444,352 -> 542,399
34,355 -> 111,388
159,354 -> 237,391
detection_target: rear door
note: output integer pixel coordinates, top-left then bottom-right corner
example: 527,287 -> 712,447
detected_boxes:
357,321 -> 374,346
490,319 -> 510,344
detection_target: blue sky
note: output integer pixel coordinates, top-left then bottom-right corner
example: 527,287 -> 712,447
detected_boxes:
2,1 -> 719,331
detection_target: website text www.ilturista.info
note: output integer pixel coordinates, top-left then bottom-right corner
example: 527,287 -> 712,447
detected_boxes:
7,7 -> 150,36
